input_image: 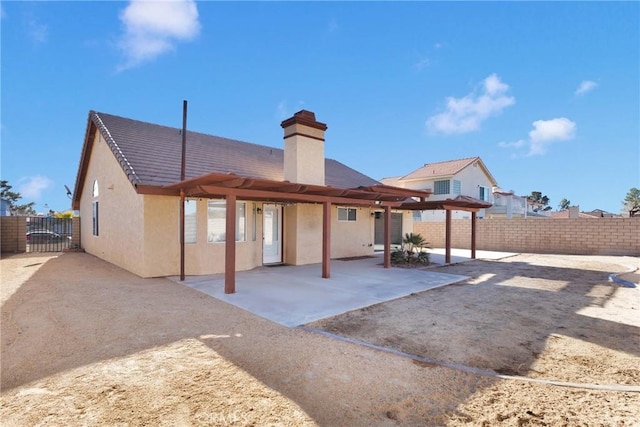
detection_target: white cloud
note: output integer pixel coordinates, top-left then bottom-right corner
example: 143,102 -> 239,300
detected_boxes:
528,117 -> 576,155
18,176 -> 53,200
498,117 -> 577,156
117,0 -> 200,71
498,139 -> 526,149
575,80 -> 597,96
426,73 -> 515,134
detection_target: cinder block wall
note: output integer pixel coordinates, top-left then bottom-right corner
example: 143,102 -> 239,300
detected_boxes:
1,217 -> 27,253
71,217 -> 81,248
414,218 -> 640,256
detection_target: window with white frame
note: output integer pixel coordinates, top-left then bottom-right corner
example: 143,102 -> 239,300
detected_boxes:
337,207 -> 357,222
207,200 -> 246,243
433,180 -> 450,195
453,180 -> 461,195
479,186 -> 490,202
412,210 -> 422,222
184,199 -> 197,243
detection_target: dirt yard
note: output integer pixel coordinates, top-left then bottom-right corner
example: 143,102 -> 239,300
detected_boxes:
1,252 -> 639,426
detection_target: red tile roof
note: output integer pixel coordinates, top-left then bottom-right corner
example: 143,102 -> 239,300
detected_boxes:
400,157 -> 497,184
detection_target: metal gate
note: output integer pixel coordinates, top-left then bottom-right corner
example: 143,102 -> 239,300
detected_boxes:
26,216 -> 73,252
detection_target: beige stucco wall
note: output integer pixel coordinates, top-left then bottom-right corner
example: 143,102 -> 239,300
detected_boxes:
140,195 -> 180,277
331,206 -> 375,258
80,132 -> 146,276
283,204 -> 322,265
283,129 -> 325,185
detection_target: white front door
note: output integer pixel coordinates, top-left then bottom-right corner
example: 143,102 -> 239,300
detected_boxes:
262,204 -> 282,264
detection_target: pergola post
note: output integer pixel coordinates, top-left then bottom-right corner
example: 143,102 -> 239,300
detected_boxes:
322,201 -> 331,278
383,205 -> 391,268
445,209 -> 452,264
471,211 -> 477,259
225,194 -> 236,294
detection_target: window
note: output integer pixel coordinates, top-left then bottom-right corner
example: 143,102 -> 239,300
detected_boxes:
184,199 -> 197,243
434,180 -> 450,195
412,210 -> 422,222
338,207 -> 357,222
92,201 -> 99,236
479,186 -> 490,202
207,200 -> 246,243
92,180 -> 99,198
453,180 -> 461,195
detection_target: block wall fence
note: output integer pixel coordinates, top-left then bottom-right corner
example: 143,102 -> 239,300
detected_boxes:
413,217 -> 639,256
0,217 -> 81,253
2,216 -> 638,257
0,216 -> 27,253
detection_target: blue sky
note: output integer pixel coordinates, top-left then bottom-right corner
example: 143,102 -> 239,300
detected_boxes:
1,1 -> 638,214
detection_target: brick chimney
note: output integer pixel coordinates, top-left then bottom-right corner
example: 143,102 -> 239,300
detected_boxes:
281,110 -> 327,185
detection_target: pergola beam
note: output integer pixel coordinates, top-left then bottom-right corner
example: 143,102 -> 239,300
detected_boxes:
445,209 -> 452,264
225,194 -> 237,294
187,185 -> 406,207
383,206 -> 391,268
322,202 -> 331,278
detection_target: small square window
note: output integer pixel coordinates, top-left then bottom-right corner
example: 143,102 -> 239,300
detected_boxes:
434,180 -> 450,195
338,207 -> 357,222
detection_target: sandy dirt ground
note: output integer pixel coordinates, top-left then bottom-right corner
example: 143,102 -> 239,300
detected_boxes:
1,251 -> 639,426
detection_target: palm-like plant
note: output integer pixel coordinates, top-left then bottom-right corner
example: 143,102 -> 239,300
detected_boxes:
401,232 -> 430,265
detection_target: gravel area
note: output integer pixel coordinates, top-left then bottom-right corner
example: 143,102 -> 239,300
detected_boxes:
2,251 -> 638,426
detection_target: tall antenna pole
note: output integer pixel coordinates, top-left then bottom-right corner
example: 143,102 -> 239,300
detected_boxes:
180,100 -> 187,281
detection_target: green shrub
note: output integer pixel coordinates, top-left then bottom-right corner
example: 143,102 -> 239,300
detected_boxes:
391,233 -> 430,266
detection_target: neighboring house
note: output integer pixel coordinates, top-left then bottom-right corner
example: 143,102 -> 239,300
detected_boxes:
72,110 -> 428,283
550,207 -> 619,219
487,190 -> 555,219
381,157 -> 497,221
582,209 -> 620,218
0,199 -> 11,216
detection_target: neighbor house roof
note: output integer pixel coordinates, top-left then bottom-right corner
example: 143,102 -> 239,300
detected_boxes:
549,210 -> 599,219
399,156 -> 498,185
73,111 -> 384,209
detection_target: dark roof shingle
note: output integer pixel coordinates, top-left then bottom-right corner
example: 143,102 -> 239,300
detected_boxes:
91,111 -> 380,189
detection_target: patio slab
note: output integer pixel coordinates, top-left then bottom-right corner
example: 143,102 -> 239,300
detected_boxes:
169,253 -> 478,327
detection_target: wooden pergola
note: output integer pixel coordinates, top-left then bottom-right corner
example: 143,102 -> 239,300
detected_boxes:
164,174 -> 491,293
398,195 -> 493,264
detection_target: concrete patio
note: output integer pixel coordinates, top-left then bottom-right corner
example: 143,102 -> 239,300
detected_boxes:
169,249 -> 516,327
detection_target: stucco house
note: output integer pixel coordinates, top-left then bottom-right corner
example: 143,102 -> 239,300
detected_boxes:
72,109 -> 433,291
381,157 -> 497,221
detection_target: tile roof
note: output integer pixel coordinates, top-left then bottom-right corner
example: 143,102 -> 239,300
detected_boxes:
88,111 -> 380,190
401,157 -> 481,181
